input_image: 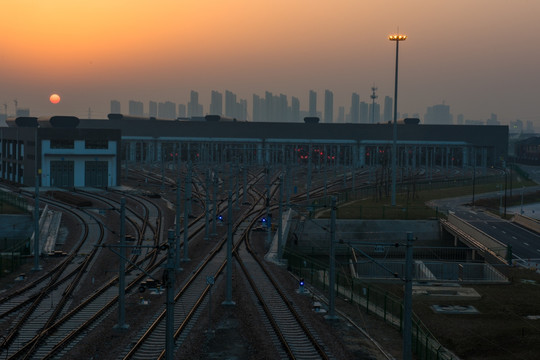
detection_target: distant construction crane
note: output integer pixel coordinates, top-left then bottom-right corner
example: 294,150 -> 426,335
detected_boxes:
370,86 -> 378,124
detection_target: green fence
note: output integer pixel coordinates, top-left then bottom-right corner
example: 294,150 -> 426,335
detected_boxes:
0,190 -> 29,214
284,248 -> 458,360
0,237 -> 30,278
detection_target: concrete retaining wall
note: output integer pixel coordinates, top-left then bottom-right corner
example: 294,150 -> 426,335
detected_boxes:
289,219 -> 440,255
513,214 -> 540,234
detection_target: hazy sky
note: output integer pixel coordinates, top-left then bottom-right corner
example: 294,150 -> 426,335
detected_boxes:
1,0 -> 539,125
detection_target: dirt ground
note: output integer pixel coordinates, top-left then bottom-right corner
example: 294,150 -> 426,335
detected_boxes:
410,266 -> 540,360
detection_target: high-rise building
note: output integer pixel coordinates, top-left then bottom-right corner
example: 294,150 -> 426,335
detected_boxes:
239,99 -> 248,121
188,91 -> 203,117
424,104 -> 452,125
383,96 -> 393,122
278,94 -> 288,122
210,90 -> 223,115
359,102 -> 369,123
252,94 -> 261,122
486,113 -> 500,126
16,108 -> 30,117
128,100 -> 144,116
265,91 -> 273,122
309,90 -> 317,117
225,90 -> 236,118
324,89 -> 333,123
110,100 -> 121,114
178,104 -> 186,118
291,96 -> 300,122
456,114 -> 464,125
350,93 -> 359,123
158,101 -> 176,119
526,120 -> 535,133
224,90 -> 247,120
369,103 -> 381,123
337,106 -> 345,123
149,101 -> 157,117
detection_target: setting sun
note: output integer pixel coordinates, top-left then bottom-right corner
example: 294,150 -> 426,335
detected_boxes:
49,93 -> 61,104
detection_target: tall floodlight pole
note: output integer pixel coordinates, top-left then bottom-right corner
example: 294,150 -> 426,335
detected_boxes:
389,32 -> 407,206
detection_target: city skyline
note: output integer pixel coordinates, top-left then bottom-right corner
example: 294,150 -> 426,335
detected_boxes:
1,1 -> 540,125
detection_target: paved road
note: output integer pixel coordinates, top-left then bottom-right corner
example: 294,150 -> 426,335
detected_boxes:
452,207 -> 540,263
428,167 -> 540,265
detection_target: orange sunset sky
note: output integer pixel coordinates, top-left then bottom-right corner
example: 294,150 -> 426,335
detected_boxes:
1,0 -> 539,125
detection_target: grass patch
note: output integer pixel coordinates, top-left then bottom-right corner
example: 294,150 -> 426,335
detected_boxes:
317,175 -> 537,220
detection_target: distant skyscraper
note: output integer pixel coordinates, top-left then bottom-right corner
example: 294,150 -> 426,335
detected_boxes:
149,101 -> 157,117
424,104 -> 452,124
239,99 -> 248,121
110,100 -> 121,114
158,101 -> 176,119
210,90 -> 223,115
291,96 -> 300,122
350,93 -> 359,123
225,90 -> 236,117
252,94 -> 261,122
368,103 -> 381,123
383,96 -> 393,122
188,91 -> 203,117
359,102 -> 369,123
486,113 -> 500,126
265,91 -> 273,121
278,94 -> 288,122
456,114 -> 464,125
337,106 -> 345,123
309,90 -> 317,117
526,120 -> 535,133
324,89 -> 333,123
178,104 -> 186,118
128,100 -> 144,116
16,108 -> 30,117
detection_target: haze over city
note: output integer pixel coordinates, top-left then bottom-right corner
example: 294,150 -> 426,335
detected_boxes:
1,0 -> 539,126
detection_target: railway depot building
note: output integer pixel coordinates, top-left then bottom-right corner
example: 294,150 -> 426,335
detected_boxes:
1,114 -> 508,188
79,114 -> 508,170
1,116 -> 121,188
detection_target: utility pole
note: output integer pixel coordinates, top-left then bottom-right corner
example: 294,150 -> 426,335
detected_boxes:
32,175 -> 42,272
114,198 -> 129,330
325,197 -> 338,321
175,177 -> 183,270
204,169 -> 210,240
277,175 -> 283,260
211,173 -> 218,237
165,229 -> 176,360
183,169 -> 190,262
222,191 -> 235,306
403,232 -> 414,360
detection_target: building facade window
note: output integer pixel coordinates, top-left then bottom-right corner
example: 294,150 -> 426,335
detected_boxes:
85,139 -> 108,149
50,139 -> 75,149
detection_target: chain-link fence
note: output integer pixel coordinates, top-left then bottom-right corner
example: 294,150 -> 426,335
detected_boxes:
285,248 -> 460,360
